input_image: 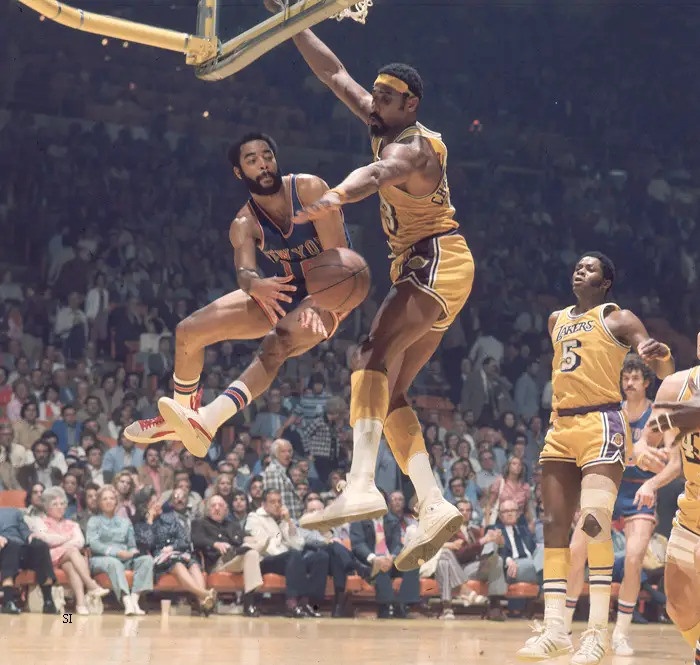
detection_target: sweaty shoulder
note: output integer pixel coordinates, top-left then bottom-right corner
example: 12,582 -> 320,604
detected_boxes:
548,310 -> 562,335
229,206 -> 259,248
656,369 -> 691,402
294,173 -> 330,212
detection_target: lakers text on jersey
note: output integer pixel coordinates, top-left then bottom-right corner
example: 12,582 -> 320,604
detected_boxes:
540,304 -> 632,469
674,366 -> 700,536
372,123 -> 474,331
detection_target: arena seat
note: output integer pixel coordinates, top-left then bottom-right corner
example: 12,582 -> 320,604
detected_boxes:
0,490 -> 27,507
506,582 -> 539,598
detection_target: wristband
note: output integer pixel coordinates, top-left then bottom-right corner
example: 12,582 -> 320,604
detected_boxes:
658,344 -> 671,361
327,186 -> 349,204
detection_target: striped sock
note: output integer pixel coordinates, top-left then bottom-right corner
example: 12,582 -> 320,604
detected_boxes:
543,548 -> 570,628
199,380 -> 252,432
615,600 -> 635,636
564,596 -> 578,633
588,540 -> 614,629
173,374 -> 200,408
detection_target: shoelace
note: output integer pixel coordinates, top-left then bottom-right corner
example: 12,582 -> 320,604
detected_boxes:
577,629 -> 605,657
140,416 -> 165,429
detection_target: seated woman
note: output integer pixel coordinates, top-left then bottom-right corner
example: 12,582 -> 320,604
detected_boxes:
62,472 -> 81,521
86,484 -> 154,615
31,487 -> 109,615
483,456 -> 534,531
131,487 -> 215,613
114,470 -> 136,520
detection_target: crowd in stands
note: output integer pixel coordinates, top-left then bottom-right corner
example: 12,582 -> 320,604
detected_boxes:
0,0 -> 694,621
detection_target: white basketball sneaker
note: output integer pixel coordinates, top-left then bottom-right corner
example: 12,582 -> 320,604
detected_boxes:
157,397 -> 213,458
571,627 -> 609,665
394,488 -> 463,571
125,389 -> 201,444
611,630 -> 634,657
299,476 -> 387,531
515,621 -> 574,661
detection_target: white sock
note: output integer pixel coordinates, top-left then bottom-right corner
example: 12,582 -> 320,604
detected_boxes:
543,591 -> 567,629
614,600 -> 635,635
348,418 -> 383,483
173,373 -> 200,408
199,380 -> 252,432
565,596 -> 578,633
407,452 -> 440,504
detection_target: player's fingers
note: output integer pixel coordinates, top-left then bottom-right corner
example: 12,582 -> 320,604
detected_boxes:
277,284 -> 298,292
275,275 -> 296,283
653,402 -> 683,411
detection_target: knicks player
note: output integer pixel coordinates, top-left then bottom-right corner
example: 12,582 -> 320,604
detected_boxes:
563,354 -> 679,657
516,252 -> 674,664
285,27 -> 475,571
645,332 -> 700,665
125,132 -> 353,452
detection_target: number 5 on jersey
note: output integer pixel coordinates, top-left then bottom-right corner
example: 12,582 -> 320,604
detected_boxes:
561,339 -> 582,372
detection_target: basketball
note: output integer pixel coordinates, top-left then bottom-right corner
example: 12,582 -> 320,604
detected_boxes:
304,248 -> 371,312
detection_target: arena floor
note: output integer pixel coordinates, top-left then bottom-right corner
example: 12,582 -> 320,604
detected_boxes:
0,614 -> 690,665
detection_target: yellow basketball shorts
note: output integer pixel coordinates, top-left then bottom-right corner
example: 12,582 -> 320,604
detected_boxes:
675,484 -> 700,537
390,230 -> 474,332
540,407 -> 632,469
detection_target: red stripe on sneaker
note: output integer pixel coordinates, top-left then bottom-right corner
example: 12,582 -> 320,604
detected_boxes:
151,430 -> 175,439
188,418 -> 212,442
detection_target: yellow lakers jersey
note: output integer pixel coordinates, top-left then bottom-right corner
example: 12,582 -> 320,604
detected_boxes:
371,122 -> 458,256
550,303 -> 630,411
676,366 -> 700,532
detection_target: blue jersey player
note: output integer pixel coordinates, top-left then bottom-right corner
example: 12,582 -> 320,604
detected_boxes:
126,132 -> 355,458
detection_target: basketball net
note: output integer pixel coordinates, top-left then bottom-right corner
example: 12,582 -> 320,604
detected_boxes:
332,0 -> 373,24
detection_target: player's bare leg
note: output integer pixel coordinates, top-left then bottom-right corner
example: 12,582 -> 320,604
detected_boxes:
158,299 -> 337,456
299,281 -> 446,532
383,330 -> 463,571
611,516 -> 656,656
665,527 -> 700,662
125,290 -> 272,443
564,518 -> 588,633
517,461 -> 580,661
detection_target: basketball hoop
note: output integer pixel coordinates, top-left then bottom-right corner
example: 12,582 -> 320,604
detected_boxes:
332,0 -> 373,24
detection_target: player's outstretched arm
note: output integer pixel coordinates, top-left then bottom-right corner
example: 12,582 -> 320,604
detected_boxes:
294,174 -> 349,251
605,309 -> 675,379
291,29 -> 372,123
291,143 -> 426,222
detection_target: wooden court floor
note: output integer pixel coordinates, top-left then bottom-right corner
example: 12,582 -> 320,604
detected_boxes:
0,614 -> 691,665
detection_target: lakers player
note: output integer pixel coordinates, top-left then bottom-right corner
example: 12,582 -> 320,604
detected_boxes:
563,355 -> 678,657
125,132 -> 355,452
286,27 -> 474,571
644,332 -> 700,665
516,252 -> 674,664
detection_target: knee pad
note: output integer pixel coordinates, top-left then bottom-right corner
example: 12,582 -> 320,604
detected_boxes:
383,406 -> 425,474
579,487 -> 615,542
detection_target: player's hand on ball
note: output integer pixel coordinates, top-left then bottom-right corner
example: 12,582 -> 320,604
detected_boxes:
292,191 -> 343,223
633,481 -> 656,509
249,275 -> 297,322
299,307 -> 328,338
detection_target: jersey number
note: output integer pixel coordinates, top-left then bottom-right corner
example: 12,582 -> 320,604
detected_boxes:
560,339 -> 582,372
280,257 -> 314,281
379,195 -> 399,235
681,432 -> 700,465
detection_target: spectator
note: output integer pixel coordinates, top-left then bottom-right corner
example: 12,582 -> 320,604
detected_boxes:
178,449 -> 208,497
147,336 -> 174,380
246,489 -> 327,618
191,494 -> 263,616
262,439 -> 303,519
484,456 -> 533,529
0,421 -> 30,469
77,482 -> 101,534
301,396 -> 346,483
61,472 -> 81,520
13,401 -> 46,451
94,374 -> 124,416
6,379 -> 31,423
250,388 -> 288,439
38,385 -> 63,423
23,482 -> 46,530
85,445 -> 106,487
103,428 -> 145,483
436,499 -> 506,620
476,449 -> 500,501
86,484 -> 153,615
230,489 -> 250,530
161,470 -> 204,518
76,395 -> 110,434
51,405 -> 82,454
0,507 -> 58,614
248,476 -> 264,511
30,487 -> 109,615
350,512 -> 420,619
16,439 -> 63,491
85,272 -> 110,350
132,487 -> 215,612
137,444 -> 174,499
54,292 -> 88,360
514,360 -> 541,422
299,373 -> 329,419
113,470 -> 136,520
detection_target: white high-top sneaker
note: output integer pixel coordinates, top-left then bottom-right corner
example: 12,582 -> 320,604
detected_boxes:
611,629 -> 634,657
125,389 -> 202,444
515,621 -> 574,661
299,477 -> 387,531
157,397 -> 213,458
394,488 -> 463,571
571,627 -> 609,665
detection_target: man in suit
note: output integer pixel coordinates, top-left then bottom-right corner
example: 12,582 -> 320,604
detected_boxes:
137,444 -> 174,499
50,404 -> 83,454
103,430 -> 145,483
16,439 -> 63,492
350,508 -> 420,618
487,499 -> 540,587
0,507 -> 58,614
191,494 -> 263,616
147,335 -> 174,381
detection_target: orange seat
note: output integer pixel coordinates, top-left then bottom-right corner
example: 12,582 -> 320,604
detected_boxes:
418,579 -> 440,596
345,575 -> 364,593
54,569 -> 68,586
0,490 -> 27,508
506,583 -> 540,598
16,571 -> 36,585
260,573 -> 287,593
207,572 -> 245,592
156,572 -> 208,592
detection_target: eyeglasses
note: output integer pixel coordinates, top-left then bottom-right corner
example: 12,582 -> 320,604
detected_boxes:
500,509 -> 518,514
